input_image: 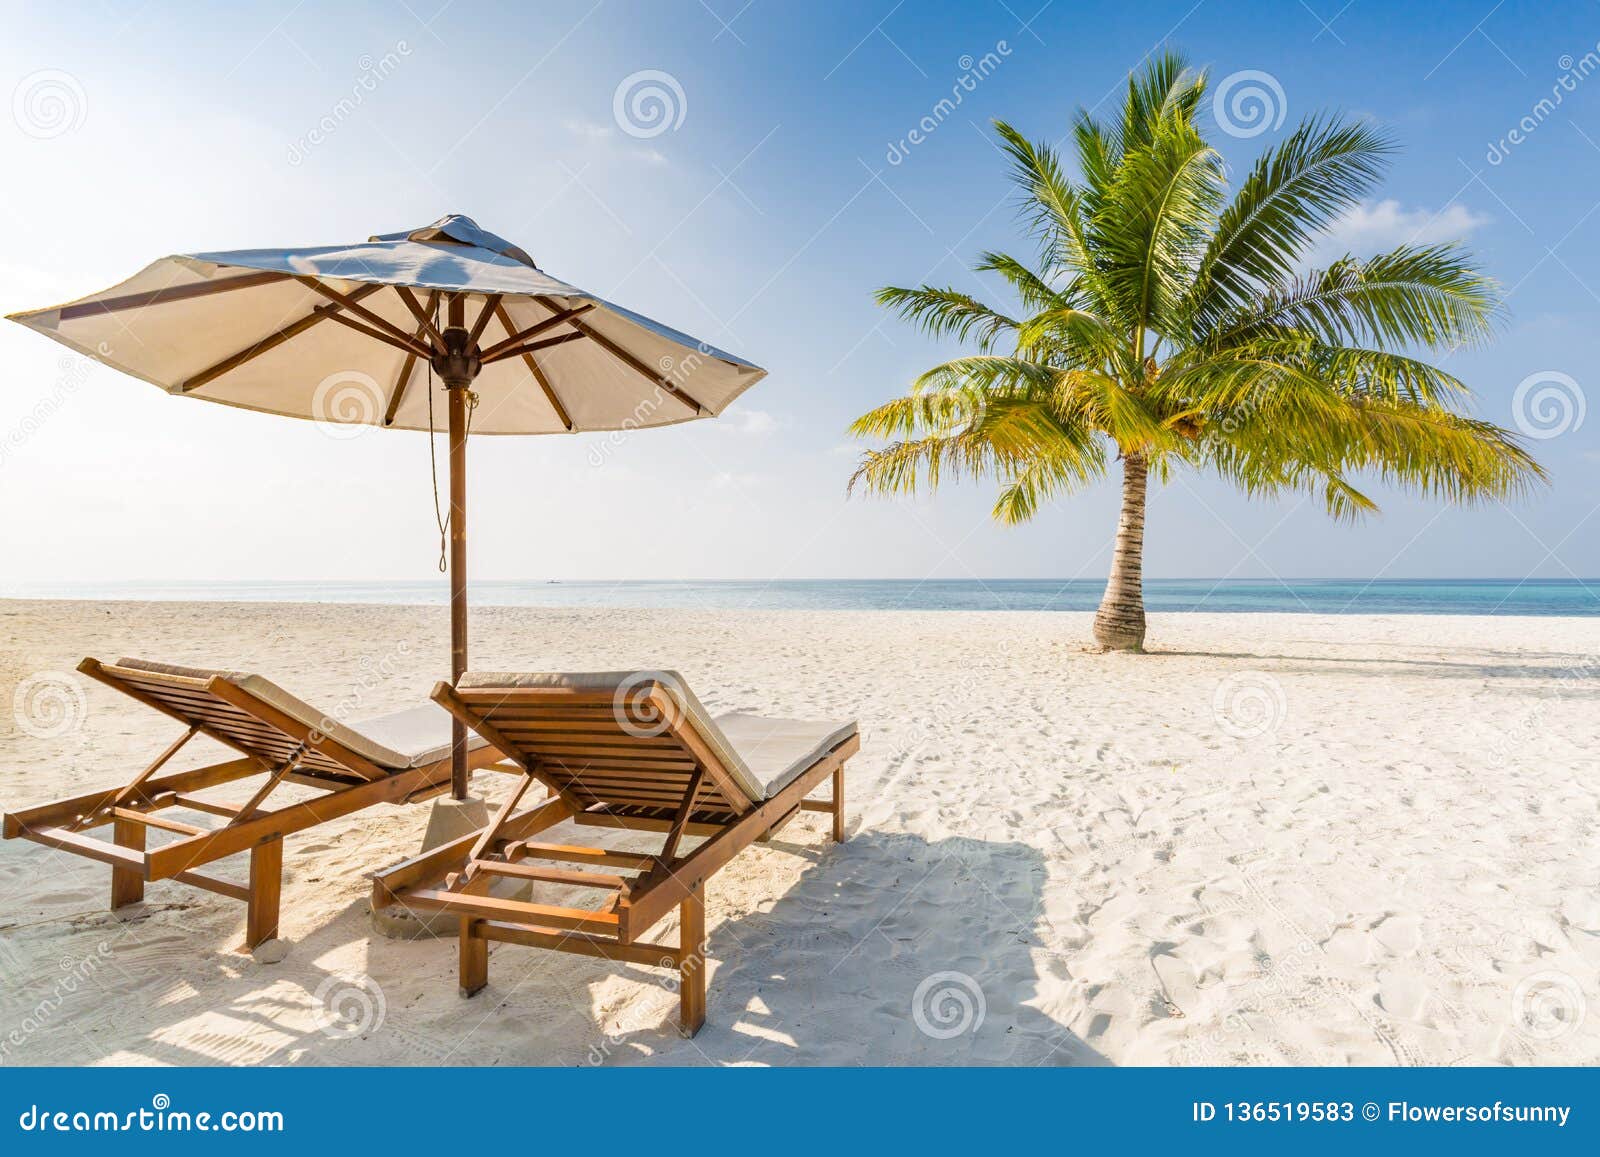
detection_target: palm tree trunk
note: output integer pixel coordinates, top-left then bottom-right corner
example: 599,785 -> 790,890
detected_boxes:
1093,453 -> 1148,652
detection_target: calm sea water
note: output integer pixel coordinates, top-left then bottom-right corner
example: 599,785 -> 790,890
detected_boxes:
6,578 -> 1596,616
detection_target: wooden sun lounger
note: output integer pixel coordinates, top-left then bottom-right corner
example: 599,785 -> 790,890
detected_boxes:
2,657 -> 511,948
370,671 -> 860,1036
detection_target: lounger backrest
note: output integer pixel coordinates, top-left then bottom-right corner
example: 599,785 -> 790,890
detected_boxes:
85,658 -> 401,781
450,671 -> 766,818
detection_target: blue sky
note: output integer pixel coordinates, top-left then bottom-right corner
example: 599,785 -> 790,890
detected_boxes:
1,0 -> 1596,584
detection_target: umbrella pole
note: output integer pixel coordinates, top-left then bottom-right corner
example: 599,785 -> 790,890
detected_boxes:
437,295 -> 481,802
447,381 -> 469,799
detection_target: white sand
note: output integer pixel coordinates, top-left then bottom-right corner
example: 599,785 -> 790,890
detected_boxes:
0,600 -> 1596,1066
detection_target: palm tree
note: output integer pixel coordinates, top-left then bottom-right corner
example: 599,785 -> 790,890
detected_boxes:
848,52 -> 1542,651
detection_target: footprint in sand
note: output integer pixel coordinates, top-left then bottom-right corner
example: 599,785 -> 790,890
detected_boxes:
1370,913 -> 1421,956
1150,948 -> 1197,1018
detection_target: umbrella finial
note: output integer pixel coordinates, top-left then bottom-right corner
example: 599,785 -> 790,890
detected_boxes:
370,215 -> 537,268
430,324 -> 482,389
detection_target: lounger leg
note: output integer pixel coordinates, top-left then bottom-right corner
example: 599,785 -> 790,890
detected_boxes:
831,766 -> 846,842
678,882 -> 706,1037
460,917 -> 488,997
245,836 -> 282,949
111,817 -> 145,909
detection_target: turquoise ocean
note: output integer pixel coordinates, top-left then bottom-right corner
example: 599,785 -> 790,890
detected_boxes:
7,578 -> 1596,616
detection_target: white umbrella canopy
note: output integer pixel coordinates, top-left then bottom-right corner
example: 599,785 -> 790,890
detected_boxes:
6,214 -> 768,798
7,213 -> 765,433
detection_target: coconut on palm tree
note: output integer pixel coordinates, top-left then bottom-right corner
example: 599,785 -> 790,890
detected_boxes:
848,52 -> 1542,651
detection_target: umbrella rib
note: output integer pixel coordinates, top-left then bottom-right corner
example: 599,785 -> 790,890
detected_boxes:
297,277 -> 432,358
384,289 -> 441,426
477,303 -> 594,362
533,295 -> 707,415
55,269 -> 293,322
466,294 -> 502,346
180,282 -> 388,393
393,285 -> 447,347
480,330 -> 586,364
322,309 -> 432,358
493,301 -> 573,432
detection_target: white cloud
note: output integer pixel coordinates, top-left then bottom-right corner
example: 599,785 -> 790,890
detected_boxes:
1307,198 -> 1491,266
709,470 -> 766,489
564,118 -> 615,140
722,408 -> 780,435
564,119 -> 668,166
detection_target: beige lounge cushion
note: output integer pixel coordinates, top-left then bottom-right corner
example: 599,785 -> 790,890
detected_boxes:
113,657 -> 482,770
456,670 -> 856,801
711,712 -> 858,798
349,703 -> 488,769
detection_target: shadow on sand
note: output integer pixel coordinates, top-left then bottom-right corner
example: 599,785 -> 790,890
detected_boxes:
0,824 -> 1104,1067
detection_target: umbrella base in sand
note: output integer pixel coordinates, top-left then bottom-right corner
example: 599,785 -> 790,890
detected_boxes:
371,795 -> 498,940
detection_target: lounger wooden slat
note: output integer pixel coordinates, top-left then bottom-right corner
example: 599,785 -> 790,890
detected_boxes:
5,655 -> 512,950
372,670 -> 859,1036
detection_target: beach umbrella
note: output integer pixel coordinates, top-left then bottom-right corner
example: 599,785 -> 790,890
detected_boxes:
7,214 -> 766,799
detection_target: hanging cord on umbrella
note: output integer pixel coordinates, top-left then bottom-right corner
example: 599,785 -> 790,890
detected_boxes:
424,297 -> 479,573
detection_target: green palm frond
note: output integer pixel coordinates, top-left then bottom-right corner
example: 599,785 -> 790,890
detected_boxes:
873,285 -> 1019,350
848,399 -> 1098,499
1091,115 -> 1225,343
1190,115 -> 1393,333
850,51 -> 1541,532
974,251 -> 1071,313
992,435 -> 1110,523
1209,244 -> 1501,351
